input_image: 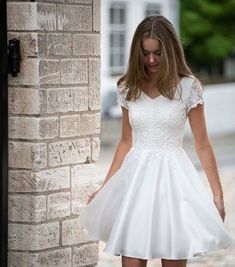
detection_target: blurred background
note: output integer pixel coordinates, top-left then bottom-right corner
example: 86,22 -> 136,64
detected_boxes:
96,0 -> 235,266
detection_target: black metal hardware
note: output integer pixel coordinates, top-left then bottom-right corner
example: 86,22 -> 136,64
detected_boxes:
8,38 -> 21,77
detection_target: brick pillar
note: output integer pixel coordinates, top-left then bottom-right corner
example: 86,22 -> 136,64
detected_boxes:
7,1 -> 101,266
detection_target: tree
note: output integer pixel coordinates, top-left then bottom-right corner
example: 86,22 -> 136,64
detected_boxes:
180,0 -> 235,77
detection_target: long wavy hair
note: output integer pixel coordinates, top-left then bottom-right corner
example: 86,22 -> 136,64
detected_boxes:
117,15 -> 193,101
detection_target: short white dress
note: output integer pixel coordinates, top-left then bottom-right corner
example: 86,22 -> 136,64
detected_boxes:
78,76 -> 233,260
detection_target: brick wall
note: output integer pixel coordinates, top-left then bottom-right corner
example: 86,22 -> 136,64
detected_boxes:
7,1 -> 101,266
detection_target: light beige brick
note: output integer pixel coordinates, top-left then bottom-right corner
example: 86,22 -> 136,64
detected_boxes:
74,87 -> 89,111
71,182 -> 99,214
38,0 -> 65,2
71,163 -> 102,184
80,113 -> 100,136
73,243 -> 99,266
47,87 -> 89,114
93,0 -> 101,32
68,0 -> 92,3
9,170 -> 35,193
39,117 -> 59,139
73,34 -> 100,56
34,167 -> 70,192
9,167 -> 70,193
91,137 -> 100,161
88,86 -> 100,110
8,59 -> 39,86
7,3 -> 38,31
9,248 -> 72,267
48,33 -> 71,56
71,164 -> 101,213
9,195 -> 46,222
62,218 -> 88,246
32,248 -> 71,267
39,59 -> 60,84
47,88 -> 73,113
7,0 -> 101,261
48,138 -> 91,167
89,58 -> 100,86
8,222 -> 59,250
9,142 -> 47,170
8,32 -> 38,58
9,117 -> 58,139
37,3 -> 56,31
8,88 -> 46,115
60,115 -> 81,138
8,251 -> 29,267
89,58 -> 100,110
57,5 -> 92,31
38,33 -> 47,57
47,192 -> 70,219
61,59 -> 88,84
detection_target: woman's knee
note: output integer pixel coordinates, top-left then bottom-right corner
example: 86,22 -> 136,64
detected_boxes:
122,256 -> 147,267
161,258 -> 187,267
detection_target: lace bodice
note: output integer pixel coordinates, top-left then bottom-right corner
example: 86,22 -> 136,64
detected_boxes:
117,76 -> 204,154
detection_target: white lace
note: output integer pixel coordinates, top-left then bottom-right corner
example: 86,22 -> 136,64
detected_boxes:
117,85 -> 129,110
117,77 -> 204,154
185,79 -> 204,114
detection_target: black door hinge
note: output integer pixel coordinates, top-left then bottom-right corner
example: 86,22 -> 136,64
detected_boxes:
8,38 -> 21,77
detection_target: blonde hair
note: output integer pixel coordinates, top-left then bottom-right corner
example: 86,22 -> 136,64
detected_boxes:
117,15 -> 193,101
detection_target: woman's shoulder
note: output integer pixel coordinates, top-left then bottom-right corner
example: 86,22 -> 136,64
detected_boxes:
176,75 -> 203,102
117,80 -> 129,98
184,76 -> 204,114
182,75 -> 198,85
181,75 -> 203,94
116,80 -> 129,109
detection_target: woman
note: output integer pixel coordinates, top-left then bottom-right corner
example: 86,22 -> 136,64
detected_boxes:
78,15 -> 233,267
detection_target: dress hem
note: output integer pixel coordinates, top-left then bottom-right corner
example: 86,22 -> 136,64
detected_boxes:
85,231 -> 233,260
103,241 -> 233,260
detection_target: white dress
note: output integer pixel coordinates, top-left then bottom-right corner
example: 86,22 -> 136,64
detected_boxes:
78,76 -> 233,260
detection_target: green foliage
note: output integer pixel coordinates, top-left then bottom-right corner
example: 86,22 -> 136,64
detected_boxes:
180,0 -> 235,69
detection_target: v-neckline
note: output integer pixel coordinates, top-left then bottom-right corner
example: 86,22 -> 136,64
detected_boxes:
141,77 -> 185,101
141,91 -> 163,101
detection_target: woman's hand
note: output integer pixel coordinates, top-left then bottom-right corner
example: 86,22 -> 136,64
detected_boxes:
87,186 -> 103,205
213,197 -> 225,222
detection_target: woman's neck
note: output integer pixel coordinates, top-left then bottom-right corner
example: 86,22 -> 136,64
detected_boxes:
144,75 -> 157,87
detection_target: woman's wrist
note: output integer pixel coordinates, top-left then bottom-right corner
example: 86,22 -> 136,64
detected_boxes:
213,192 -> 224,202
212,185 -> 223,200
100,183 -> 106,189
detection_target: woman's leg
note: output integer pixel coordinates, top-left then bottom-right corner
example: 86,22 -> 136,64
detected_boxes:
122,256 -> 147,267
161,259 -> 187,267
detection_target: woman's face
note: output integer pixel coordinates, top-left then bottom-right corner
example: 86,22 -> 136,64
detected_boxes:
142,38 -> 161,73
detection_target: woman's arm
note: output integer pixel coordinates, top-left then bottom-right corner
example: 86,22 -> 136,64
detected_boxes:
188,104 -> 225,221
100,106 -> 132,187
87,104 -> 132,205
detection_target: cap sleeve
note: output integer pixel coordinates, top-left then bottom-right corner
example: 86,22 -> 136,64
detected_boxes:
117,84 -> 129,110
186,78 -> 204,114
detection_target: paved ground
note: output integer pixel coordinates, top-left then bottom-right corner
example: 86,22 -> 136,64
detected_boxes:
94,119 -> 235,267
